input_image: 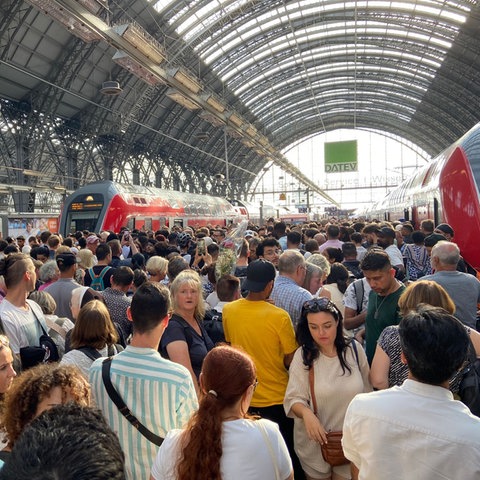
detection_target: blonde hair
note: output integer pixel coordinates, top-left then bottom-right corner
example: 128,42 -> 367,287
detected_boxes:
170,270 -> 205,321
77,249 -> 95,269
398,280 -> 455,317
146,256 -> 168,276
307,253 -> 331,278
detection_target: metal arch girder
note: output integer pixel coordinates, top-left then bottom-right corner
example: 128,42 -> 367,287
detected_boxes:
229,40 -> 444,100
251,75 -> 429,124
201,5 -> 461,71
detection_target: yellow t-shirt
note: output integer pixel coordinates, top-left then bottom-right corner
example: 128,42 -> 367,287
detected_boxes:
223,298 -> 298,407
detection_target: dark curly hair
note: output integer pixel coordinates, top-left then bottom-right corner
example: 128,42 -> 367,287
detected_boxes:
1,363 -> 91,448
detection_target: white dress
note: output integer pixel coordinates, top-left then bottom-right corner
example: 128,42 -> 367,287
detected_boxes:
284,344 -> 371,478
150,418 -> 292,480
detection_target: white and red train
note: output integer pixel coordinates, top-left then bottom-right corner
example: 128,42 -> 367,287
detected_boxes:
59,181 -> 245,235
366,122 -> 480,270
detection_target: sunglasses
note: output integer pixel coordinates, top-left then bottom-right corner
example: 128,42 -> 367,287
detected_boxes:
303,298 -> 341,317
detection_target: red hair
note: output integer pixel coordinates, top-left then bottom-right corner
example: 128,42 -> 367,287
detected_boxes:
177,345 -> 256,480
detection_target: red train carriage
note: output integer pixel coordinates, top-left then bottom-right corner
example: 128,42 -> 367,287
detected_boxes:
59,181 -> 244,235
366,122 -> 480,271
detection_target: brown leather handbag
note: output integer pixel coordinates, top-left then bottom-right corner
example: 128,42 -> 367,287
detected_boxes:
309,368 -> 349,466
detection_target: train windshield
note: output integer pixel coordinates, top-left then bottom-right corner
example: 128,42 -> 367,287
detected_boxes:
65,193 -> 104,233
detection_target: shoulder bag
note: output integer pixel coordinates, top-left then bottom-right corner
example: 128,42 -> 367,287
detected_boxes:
256,420 -> 281,480
18,309 -> 60,370
101,356 -> 164,446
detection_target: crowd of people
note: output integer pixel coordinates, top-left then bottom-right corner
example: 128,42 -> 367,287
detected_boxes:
0,217 -> 477,479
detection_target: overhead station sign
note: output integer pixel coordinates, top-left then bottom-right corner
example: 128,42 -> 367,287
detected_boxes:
324,140 -> 358,173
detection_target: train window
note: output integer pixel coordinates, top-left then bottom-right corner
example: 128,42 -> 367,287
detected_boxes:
133,197 -> 140,204
144,218 -> 152,230
127,218 -> 135,230
140,198 -> 147,204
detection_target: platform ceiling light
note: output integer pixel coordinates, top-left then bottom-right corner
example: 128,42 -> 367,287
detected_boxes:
199,111 -> 226,127
245,124 -> 257,137
241,138 -> 256,148
258,136 -> 269,147
202,93 -> 225,113
168,67 -> 202,94
112,51 -> 165,86
166,88 -> 200,111
24,0 -> 103,42
100,80 -> 123,95
112,23 -> 166,65
22,169 -> 44,177
226,112 -> 243,128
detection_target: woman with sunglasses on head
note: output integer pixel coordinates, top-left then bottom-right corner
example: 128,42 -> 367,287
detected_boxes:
284,298 -> 371,480
150,345 -> 293,480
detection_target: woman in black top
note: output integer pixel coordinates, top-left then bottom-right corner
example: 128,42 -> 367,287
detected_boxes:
160,270 -> 213,395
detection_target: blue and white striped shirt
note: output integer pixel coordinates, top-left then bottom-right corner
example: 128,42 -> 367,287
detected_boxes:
90,345 -> 198,480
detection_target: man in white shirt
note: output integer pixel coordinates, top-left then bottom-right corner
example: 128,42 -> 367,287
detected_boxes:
343,305 -> 480,479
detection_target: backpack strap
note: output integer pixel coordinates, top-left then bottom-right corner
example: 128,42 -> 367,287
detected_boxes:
308,367 -> 317,415
351,339 -> 360,367
353,279 -> 364,315
96,266 -> 110,279
77,346 -> 102,361
101,357 -> 164,446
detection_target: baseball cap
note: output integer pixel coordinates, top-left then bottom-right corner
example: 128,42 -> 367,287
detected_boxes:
56,252 -> 80,267
377,227 -> 396,238
243,259 -> 276,293
434,223 -> 454,236
86,234 -> 100,245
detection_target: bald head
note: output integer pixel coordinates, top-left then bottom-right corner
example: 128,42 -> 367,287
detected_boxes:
278,249 -> 305,274
314,233 -> 326,246
431,241 -> 460,269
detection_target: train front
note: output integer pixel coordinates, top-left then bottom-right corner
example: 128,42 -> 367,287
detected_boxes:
59,181 -> 117,235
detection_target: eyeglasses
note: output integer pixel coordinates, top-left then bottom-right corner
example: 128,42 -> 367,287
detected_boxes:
252,379 -> 258,391
264,249 -> 281,256
303,298 -> 341,317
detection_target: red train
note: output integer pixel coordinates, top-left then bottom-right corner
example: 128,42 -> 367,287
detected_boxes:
59,181 -> 245,235
367,122 -> 480,270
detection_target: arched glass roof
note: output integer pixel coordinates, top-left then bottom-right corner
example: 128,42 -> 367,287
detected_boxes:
153,0 -> 474,152
0,0 -> 480,208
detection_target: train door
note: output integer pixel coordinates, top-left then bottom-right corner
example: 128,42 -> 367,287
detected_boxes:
411,207 -> 418,229
403,208 -> 411,222
433,198 -> 440,226
126,217 -> 135,231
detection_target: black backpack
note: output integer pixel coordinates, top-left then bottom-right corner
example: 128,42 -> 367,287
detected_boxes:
458,339 -> 480,417
203,309 -> 226,345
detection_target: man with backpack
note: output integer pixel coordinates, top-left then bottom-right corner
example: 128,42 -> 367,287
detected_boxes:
84,244 -> 115,291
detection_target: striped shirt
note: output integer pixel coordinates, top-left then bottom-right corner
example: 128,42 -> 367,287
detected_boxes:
90,345 -> 198,480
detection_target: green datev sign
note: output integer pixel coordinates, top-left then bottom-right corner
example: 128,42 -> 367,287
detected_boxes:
324,140 -> 358,173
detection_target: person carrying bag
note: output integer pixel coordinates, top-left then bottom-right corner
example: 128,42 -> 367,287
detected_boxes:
284,298 -> 372,479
